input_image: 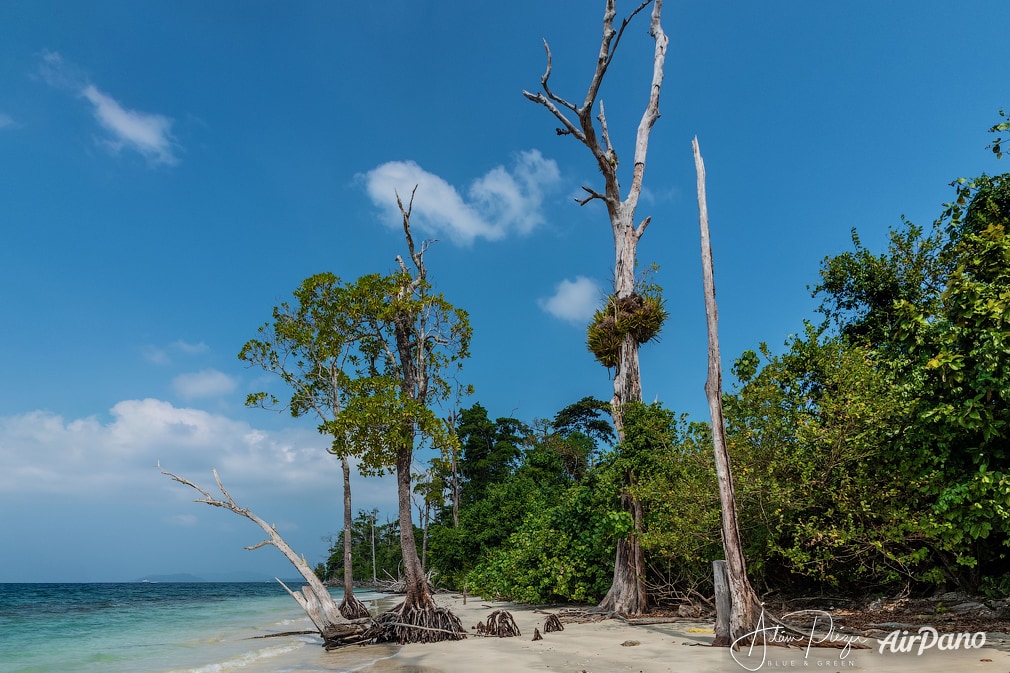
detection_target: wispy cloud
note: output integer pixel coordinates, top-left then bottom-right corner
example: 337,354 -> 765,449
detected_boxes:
0,114 -> 15,130
361,150 -> 561,245
172,369 -> 238,400
539,276 -> 603,324
142,340 -> 211,365
173,340 -> 209,355
164,513 -> 198,527
36,50 -> 179,166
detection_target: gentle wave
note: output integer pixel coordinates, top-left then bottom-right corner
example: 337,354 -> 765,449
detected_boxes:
158,641 -> 305,673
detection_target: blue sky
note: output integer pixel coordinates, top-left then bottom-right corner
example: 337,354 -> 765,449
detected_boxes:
0,1 -> 1007,582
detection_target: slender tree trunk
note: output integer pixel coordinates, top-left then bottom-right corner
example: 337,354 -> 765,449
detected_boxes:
338,457 -> 369,619
396,444 -> 432,610
421,500 -> 429,573
693,137 -> 761,645
370,509 -> 377,585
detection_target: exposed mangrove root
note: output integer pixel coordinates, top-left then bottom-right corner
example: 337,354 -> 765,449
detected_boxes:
373,601 -> 467,644
338,592 -> 371,620
532,627 -> 543,641
483,609 -> 521,638
543,613 -> 564,633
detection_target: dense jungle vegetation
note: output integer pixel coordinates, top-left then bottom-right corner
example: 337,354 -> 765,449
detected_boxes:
320,163 -> 1010,603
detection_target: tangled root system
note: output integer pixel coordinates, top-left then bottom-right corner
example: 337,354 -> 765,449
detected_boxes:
543,613 -> 564,633
374,601 -> 467,644
478,609 -> 521,638
338,593 -> 371,620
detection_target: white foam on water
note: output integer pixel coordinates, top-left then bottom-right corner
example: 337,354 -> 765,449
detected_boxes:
158,641 -> 306,673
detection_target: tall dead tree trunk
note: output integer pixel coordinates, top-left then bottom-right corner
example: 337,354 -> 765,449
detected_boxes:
525,0 -> 667,617
160,466 -> 374,648
692,137 -> 762,645
338,456 -> 370,619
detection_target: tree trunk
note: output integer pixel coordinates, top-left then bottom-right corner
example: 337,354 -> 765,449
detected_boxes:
397,445 -> 432,611
338,457 -> 370,619
370,509 -> 377,585
597,483 -> 647,615
693,137 -> 762,644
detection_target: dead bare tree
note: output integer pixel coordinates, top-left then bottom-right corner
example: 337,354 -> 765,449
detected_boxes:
160,466 -> 374,648
524,0 -> 667,617
692,137 -> 763,644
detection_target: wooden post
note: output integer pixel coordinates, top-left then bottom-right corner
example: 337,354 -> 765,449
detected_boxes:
712,560 -> 731,646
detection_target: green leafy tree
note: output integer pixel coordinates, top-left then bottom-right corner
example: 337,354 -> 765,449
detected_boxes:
323,191 -> 472,638
814,147 -> 1010,590
238,271 -> 378,619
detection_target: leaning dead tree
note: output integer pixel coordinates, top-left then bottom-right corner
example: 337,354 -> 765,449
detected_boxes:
692,138 -> 763,644
160,466 -> 374,648
524,0 -> 668,617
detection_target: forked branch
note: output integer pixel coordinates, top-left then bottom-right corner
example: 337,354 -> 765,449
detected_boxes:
524,0 -> 666,230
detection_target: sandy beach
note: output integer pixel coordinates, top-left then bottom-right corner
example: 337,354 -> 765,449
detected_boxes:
304,593 -> 1010,673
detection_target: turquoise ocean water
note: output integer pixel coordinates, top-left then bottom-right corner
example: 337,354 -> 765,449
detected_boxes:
0,583 -> 393,673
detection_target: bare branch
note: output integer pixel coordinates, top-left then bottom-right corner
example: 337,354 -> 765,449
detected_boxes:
627,0 -> 667,209
538,39 -> 578,114
245,540 -> 273,551
608,1 -> 654,68
521,90 -> 585,142
576,185 -> 610,206
597,101 -> 616,161
583,0 -> 618,112
634,215 -> 651,240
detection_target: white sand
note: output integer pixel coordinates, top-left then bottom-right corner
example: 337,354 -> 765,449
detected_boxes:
299,593 -> 1010,673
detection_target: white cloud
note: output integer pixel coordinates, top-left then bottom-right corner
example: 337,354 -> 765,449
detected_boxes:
0,114 -> 14,129
0,399 -> 379,499
172,369 -> 238,400
361,150 -> 561,245
81,84 -> 178,166
539,276 -> 603,324
36,50 -> 179,166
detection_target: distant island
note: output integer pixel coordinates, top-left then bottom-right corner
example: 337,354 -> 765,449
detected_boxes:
135,573 -> 208,583
134,572 -> 294,583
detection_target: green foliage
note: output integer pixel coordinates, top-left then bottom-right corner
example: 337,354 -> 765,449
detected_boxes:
322,509 -> 404,583
240,262 -> 472,477
464,487 -> 614,603
725,329 -> 930,590
812,169 -> 1010,590
988,108 -> 1009,159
